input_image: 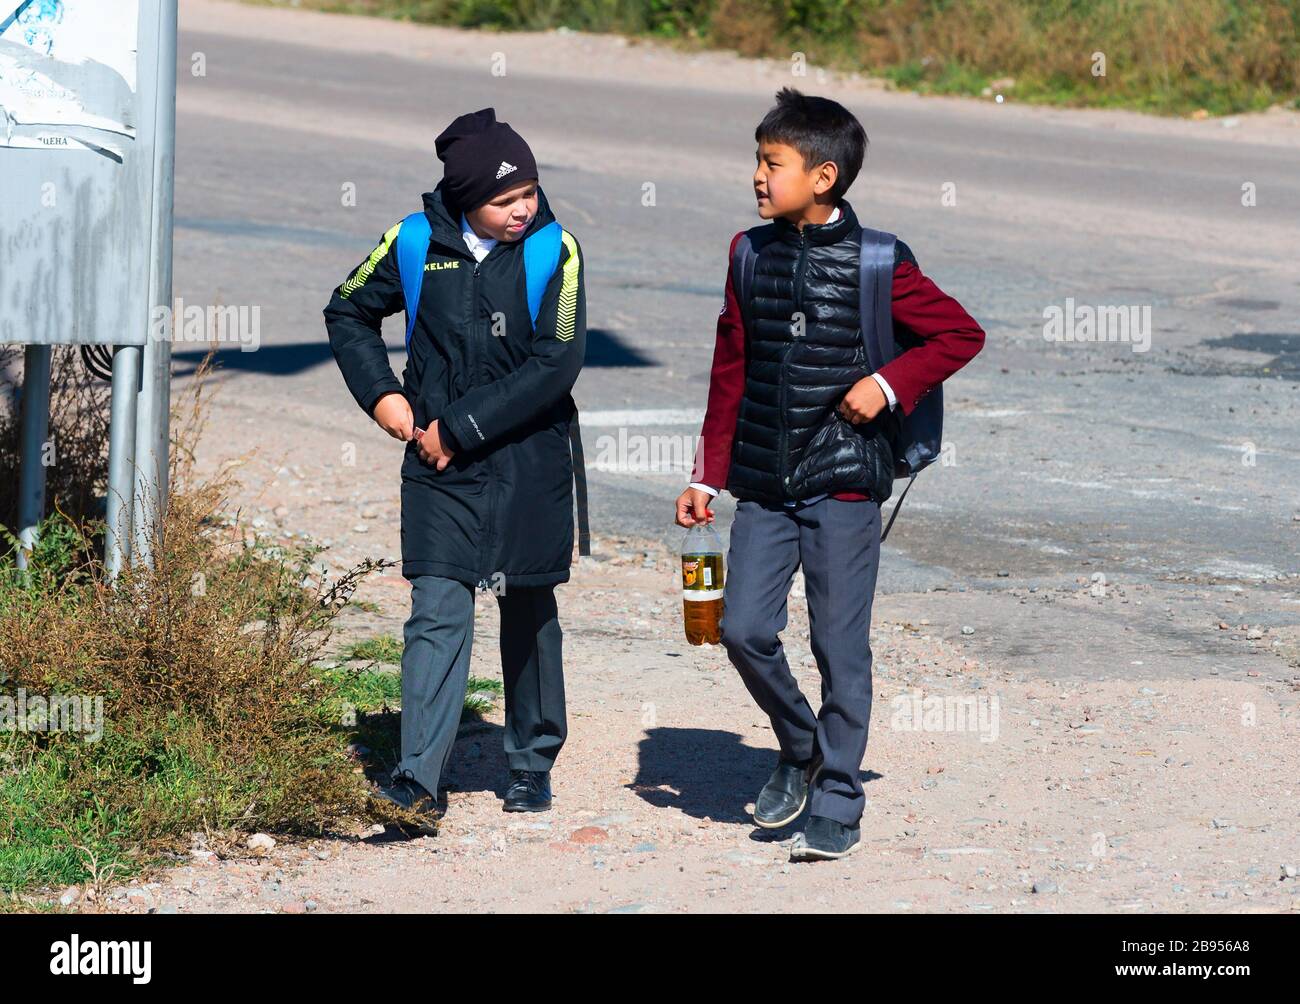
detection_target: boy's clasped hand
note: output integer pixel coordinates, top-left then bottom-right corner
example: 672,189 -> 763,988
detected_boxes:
372,392 -> 455,470
836,375 -> 888,424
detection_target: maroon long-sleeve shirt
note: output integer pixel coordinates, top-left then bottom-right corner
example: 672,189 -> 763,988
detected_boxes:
693,230 -> 985,499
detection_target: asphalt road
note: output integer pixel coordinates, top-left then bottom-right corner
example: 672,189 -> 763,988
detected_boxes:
171,2 -> 1299,653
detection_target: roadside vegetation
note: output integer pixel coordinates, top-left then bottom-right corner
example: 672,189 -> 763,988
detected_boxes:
0,361 -> 496,905
0,482 -> 374,903
248,0 -> 1299,116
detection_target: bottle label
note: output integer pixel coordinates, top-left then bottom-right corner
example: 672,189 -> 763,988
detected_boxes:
682,553 -> 724,600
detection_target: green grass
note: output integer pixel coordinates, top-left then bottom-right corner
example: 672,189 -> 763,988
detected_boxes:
342,635 -> 404,664
323,664 -> 403,709
322,654 -> 503,716
463,676 -> 504,714
0,742 -> 141,893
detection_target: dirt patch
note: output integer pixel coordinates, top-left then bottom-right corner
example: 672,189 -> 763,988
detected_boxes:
82,539 -> 1300,913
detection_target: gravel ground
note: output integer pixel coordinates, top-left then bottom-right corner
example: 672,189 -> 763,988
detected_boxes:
81,531 -> 1300,914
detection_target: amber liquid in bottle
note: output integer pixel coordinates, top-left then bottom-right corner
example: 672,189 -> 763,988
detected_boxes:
681,551 -> 724,645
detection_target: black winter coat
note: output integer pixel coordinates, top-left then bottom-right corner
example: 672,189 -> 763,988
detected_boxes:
729,200 -> 904,505
324,182 -> 586,587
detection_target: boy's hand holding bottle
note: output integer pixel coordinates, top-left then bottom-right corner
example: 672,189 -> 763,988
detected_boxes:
675,487 -> 715,528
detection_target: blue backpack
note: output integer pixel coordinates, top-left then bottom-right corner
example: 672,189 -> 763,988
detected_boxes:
393,210 -> 564,350
392,210 -> 590,556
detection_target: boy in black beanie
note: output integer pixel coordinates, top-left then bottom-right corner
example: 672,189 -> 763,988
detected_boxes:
325,108 -> 587,831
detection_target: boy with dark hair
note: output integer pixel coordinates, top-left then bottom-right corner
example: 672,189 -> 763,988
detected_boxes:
326,108 -> 586,832
675,87 -> 984,860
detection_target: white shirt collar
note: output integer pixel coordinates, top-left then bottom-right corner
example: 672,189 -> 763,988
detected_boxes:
827,205 -> 842,223
460,213 -> 498,261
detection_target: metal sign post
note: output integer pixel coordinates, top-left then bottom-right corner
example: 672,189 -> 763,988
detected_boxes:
130,0 -> 175,570
0,0 -> 177,574
16,343 -> 51,566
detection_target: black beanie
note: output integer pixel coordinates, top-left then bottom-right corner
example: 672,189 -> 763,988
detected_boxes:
435,108 -> 538,214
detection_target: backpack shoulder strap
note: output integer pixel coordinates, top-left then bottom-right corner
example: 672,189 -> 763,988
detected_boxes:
394,210 -> 432,352
567,402 -> 591,557
522,220 -> 588,554
396,213 -> 565,346
733,224 -> 769,335
523,220 -> 564,329
880,472 -> 917,544
858,225 -> 898,372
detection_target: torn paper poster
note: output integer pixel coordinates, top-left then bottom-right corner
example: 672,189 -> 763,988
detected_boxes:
0,0 -> 138,149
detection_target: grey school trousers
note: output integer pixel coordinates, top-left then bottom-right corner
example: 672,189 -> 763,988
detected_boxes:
393,575 -> 566,798
720,496 -> 881,826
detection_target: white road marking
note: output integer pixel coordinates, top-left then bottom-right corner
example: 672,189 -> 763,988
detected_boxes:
579,408 -> 704,427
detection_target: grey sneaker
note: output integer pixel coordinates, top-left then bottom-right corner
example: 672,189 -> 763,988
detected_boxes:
753,755 -> 821,829
790,814 -> 860,861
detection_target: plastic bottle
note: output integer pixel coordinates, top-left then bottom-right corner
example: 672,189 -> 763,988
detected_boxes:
681,523 -> 725,645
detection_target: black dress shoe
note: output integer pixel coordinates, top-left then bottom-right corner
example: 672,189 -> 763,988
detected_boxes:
503,769 -> 552,812
375,771 -> 440,836
790,814 -> 860,861
753,754 -> 821,829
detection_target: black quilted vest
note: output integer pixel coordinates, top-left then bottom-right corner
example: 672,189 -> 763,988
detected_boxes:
728,200 -> 901,505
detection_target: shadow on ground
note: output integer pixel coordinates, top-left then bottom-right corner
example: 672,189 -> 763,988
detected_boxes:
172,328 -> 650,379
